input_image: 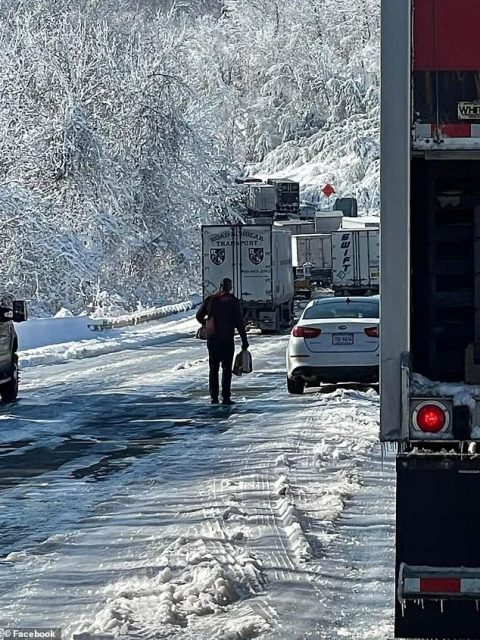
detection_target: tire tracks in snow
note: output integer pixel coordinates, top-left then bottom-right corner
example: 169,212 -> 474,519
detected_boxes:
201,386 -> 380,638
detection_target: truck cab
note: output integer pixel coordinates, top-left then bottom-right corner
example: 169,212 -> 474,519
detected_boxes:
0,298 -> 27,403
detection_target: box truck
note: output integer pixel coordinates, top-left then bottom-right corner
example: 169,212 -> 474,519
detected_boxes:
202,224 -> 294,332
382,1 -> 480,638
331,228 -> 379,296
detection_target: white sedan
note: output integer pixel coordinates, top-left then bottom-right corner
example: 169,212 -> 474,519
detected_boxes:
286,296 -> 379,394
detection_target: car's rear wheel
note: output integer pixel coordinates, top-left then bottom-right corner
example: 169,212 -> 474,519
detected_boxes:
287,376 -> 305,395
0,354 -> 18,403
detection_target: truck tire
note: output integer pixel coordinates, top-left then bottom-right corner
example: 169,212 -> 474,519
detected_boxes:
287,376 -> 305,394
0,354 -> 19,403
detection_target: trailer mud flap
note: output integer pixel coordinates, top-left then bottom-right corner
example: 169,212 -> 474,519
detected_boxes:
396,455 -> 480,639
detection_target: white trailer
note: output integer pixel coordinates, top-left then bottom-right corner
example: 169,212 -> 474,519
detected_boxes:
246,184 -> 276,215
331,228 -> 379,295
291,233 -> 332,272
382,2 -> 480,638
202,224 -> 294,332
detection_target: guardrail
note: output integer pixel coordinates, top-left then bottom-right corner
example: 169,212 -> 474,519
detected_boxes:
87,298 -> 201,332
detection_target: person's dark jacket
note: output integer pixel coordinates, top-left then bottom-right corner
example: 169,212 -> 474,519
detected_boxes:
196,292 -> 249,348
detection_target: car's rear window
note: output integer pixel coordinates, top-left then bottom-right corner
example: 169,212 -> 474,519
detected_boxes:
302,300 -> 379,320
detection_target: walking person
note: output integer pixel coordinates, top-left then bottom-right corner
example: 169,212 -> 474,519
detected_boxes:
196,278 -> 249,405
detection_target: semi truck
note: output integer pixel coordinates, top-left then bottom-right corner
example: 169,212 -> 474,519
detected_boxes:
331,228 -> 379,296
245,179 -> 301,218
201,224 -> 294,333
266,178 -> 300,215
382,1 -> 480,638
246,183 -> 276,217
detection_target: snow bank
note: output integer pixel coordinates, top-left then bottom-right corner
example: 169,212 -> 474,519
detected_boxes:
75,535 -> 268,640
16,300 -> 200,368
15,316 -> 93,351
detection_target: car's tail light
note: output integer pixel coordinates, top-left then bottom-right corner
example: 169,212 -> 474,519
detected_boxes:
292,326 -> 322,338
364,326 -> 379,337
413,401 -> 449,433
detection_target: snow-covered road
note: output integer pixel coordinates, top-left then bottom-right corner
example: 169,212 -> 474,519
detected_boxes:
0,313 -> 394,639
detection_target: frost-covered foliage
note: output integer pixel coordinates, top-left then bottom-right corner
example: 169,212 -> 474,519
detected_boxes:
201,0 -> 380,212
0,0 -> 379,313
0,0 -> 235,313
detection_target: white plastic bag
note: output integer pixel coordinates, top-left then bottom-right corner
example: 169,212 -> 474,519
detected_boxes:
232,349 -> 252,376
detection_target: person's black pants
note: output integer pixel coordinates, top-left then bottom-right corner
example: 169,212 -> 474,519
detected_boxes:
207,338 -> 235,401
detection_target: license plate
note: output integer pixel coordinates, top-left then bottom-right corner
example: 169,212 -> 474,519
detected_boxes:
332,333 -> 354,345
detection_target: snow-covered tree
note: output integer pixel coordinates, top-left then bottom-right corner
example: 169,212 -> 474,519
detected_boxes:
0,0 -> 380,314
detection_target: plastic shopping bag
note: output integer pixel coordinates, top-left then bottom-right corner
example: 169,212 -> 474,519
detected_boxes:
232,349 -> 253,376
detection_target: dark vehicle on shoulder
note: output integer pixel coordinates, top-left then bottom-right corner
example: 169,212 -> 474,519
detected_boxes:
0,297 -> 27,403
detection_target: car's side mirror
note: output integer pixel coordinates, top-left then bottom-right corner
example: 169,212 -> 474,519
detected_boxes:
13,300 -> 27,323
0,306 -> 14,323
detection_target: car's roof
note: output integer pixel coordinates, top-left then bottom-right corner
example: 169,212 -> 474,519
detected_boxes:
305,296 -> 379,309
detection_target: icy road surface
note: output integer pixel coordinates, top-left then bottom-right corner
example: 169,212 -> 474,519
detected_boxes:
0,314 -> 394,639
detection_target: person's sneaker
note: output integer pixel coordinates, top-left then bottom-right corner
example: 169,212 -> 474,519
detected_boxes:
211,398 -> 219,404
222,399 -> 235,405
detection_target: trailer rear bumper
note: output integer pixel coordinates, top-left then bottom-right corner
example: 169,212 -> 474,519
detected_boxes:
400,563 -> 480,601
396,454 -> 480,639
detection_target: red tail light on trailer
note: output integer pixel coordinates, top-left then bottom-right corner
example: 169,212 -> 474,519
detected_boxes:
412,401 -> 449,434
292,326 -> 322,339
419,578 -> 461,594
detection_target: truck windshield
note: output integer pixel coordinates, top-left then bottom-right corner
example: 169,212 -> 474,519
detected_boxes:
303,300 -> 379,320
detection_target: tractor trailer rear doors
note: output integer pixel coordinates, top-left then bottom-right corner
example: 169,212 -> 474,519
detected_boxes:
381,1 -> 480,638
202,224 -> 294,332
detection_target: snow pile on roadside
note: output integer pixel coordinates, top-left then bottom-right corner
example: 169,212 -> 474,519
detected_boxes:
16,316 -> 94,351
75,535 -> 268,640
19,311 -> 198,369
16,298 -> 200,353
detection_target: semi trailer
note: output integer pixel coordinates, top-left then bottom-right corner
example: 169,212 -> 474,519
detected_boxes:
382,1 -> 480,638
201,224 -> 294,333
291,233 -> 332,283
331,228 -> 379,296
